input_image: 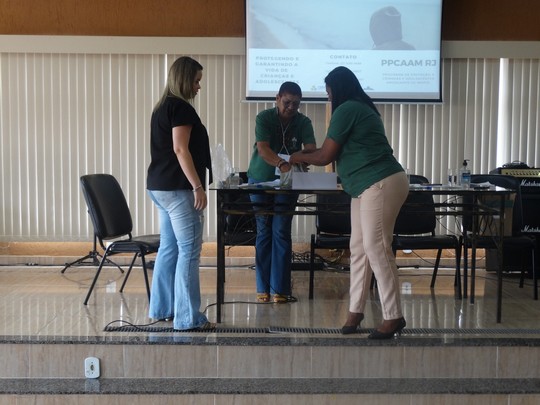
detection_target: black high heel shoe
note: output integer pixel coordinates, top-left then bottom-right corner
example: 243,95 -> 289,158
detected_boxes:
368,317 -> 406,340
341,312 -> 364,335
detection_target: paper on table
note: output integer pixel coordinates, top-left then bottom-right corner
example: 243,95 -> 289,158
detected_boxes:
238,179 -> 281,188
470,182 -> 493,188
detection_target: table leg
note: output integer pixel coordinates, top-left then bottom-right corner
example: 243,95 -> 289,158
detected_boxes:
496,194 -> 505,323
216,191 -> 225,323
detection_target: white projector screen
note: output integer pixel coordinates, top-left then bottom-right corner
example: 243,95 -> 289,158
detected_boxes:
246,0 -> 443,102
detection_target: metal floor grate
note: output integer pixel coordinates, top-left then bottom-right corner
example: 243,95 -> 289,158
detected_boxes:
269,326 -> 540,335
403,327 -> 540,335
104,325 -> 540,335
103,325 -> 268,333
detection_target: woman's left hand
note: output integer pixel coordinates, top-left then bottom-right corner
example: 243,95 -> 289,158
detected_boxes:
279,162 -> 292,172
289,151 -> 302,165
193,188 -> 207,210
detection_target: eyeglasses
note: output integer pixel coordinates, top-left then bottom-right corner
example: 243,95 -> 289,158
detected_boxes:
281,99 -> 301,109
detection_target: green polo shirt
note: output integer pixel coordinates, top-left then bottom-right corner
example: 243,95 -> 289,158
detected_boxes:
247,107 -> 315,182
327,100 -> 403,197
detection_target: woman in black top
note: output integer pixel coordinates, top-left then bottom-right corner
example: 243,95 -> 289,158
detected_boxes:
146,56 -> 213,331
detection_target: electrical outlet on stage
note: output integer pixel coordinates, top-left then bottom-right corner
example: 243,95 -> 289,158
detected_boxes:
84,357 -> 100,379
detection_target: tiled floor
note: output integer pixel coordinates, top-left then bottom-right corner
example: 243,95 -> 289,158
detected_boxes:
0,259 -> 539,339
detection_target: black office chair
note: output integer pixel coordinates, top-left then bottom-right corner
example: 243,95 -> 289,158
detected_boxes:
309,192 -> 352,299
461,174 -> 537,302
392,174 -> 462,296
80,174 -> 160,305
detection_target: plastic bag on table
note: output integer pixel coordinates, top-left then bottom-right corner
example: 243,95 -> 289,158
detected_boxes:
211,144 -> 233,188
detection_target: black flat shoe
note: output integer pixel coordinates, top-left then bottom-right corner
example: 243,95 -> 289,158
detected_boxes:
153,316 -> 173,322
341,325 -> 360,335
341,312 -> 364,335
176,322 -> 216,332
368,317 -> 406,340
197,322 -> 216,331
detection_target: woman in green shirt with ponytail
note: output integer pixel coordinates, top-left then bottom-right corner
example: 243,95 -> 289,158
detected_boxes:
290,66 -> 409,339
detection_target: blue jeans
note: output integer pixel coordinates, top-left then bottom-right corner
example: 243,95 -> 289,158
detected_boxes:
147,190 -> 208,330
249,178 -> 298,295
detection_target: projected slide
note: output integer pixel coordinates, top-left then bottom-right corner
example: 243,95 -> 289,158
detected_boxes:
246,0 -> 443,102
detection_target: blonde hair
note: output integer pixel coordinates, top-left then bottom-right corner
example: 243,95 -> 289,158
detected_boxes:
154,56 -> 203,111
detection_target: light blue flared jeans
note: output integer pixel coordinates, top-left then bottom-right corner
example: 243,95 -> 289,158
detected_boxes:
147,189 -> 208,330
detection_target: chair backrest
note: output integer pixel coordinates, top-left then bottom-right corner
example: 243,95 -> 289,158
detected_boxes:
223,172 -> 257,245
224,197 -> 257,245
80,174 -> 133,241
470,174 -> 524,235
394,175 -> 436,235
409,174 -> 429,185
316,192 -> 351,235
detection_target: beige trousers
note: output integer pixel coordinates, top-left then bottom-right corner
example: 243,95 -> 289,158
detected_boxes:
348,171 -> 409,320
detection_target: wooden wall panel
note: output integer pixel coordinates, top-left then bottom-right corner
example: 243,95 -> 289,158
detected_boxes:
0,0 -> 245,37
0,0 -> 538,40
442,0 -> 540,41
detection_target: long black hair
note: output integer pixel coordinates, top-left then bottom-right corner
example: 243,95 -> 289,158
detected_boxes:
324,66 -> 380,116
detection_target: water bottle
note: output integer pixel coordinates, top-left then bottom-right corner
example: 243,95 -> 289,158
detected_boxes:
460,159 -> 471,188
279,169 -> 293,189
229,167 -> 242,188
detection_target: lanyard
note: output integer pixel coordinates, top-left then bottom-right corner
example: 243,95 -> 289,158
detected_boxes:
279,119 -> 291,155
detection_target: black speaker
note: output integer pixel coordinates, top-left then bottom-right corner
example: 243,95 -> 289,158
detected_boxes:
484,169 -> 540,277
521,194 -> 540,233
486,236 -> 538,279
485,246 -> 535,276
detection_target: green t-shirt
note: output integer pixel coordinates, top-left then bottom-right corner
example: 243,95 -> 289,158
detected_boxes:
247,107 -> 316,182
327,100 -> 403,197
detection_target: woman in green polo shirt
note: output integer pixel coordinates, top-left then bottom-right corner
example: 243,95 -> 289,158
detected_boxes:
290,66 -> 409,339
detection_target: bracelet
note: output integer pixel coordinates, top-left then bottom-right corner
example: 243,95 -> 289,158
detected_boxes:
193,184 -> 203,192
277,159 -> 288,169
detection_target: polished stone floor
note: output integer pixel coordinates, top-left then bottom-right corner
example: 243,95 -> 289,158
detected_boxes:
0,259 -> 539,340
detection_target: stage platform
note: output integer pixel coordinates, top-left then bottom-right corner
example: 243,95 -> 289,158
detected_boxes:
1,256 -> 540,404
